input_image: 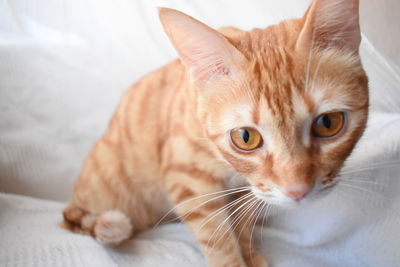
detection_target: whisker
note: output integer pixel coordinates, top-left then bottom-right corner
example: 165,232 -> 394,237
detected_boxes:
220,198 -> 261,250
260,203 -> 272,242
177,188 -> 251,223
197,192 -> 253,233
229,197 -> 259,235
209,196 -> 257,250
154,187 -> 250,227
247,200 -> 265,265
340,161 -> 400,175
337,177 -> 388,187
336,182 -> 386,200
212,196 -> 257,241
259,204 -> 267,242
237,199 -> 263,242
336,183 -> 400,220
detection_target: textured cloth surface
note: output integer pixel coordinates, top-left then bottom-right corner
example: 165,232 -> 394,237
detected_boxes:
0,0 -> 400,266
0,193 -> 205,267
1,112 -> 400,267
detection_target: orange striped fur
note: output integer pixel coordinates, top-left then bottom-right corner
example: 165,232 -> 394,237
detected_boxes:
63,0 -> 368,266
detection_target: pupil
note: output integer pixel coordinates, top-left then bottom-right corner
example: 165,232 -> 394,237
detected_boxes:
241,129 -> 250,143
322,115 -> 332,129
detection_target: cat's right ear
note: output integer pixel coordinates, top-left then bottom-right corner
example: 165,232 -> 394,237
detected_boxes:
158,8 -> 246,90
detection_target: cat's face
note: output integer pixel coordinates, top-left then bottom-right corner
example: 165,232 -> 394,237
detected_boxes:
160,0 -> 368,206
204,47 -> 368,206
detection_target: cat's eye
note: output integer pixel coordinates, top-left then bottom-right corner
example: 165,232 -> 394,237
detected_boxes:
230,127 -> 263,151
312,112 -> 345,138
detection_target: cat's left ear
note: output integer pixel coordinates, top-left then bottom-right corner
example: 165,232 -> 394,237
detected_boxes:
159,8 -> 246,90
296,0 -> 361,53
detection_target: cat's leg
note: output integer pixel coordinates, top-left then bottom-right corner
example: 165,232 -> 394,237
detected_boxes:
229,192 -> 269,267
164,170 -> 247,267
62,138 -> 165,246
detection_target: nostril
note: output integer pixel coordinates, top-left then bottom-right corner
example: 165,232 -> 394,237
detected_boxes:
286,189 -> 309,201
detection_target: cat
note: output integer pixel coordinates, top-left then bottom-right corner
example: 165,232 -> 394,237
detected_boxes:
62,0 -> 368,266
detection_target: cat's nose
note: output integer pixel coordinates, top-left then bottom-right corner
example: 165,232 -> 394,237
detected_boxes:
286,188 -> 310,201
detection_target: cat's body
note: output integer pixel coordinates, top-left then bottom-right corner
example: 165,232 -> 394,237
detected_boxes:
63,59 -> 227,235
63,0 -> 368,266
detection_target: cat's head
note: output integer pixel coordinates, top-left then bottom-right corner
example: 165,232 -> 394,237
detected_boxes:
159,0 -> 368,206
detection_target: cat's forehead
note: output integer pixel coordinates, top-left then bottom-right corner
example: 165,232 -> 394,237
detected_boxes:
238,46 -> 306,128
216,47 -> 367,138
238,42 -> 367,114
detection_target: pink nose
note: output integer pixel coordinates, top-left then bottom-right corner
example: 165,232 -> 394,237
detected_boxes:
286,189 -> 309,201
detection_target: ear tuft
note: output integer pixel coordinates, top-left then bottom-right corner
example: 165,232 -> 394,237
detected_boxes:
158,7 -> 245,89
296,0 -> 361,53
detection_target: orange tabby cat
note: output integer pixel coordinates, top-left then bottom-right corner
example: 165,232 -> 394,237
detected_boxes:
63,0 -> 368,266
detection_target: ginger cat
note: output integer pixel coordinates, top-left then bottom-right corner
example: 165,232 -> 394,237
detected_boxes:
63,0 -> 368,266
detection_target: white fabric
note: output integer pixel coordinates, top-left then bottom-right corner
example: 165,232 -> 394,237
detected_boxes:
0,193 -> 206,267
1,112 -> 400,267
1,0 -> 400,266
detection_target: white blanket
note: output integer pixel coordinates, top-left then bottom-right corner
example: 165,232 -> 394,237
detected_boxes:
1,0 -> 400,266
1,112 -> 399,267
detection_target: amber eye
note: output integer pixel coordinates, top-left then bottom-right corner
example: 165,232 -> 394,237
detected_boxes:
230,127 -> 263,151
312,112 -> 345,138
